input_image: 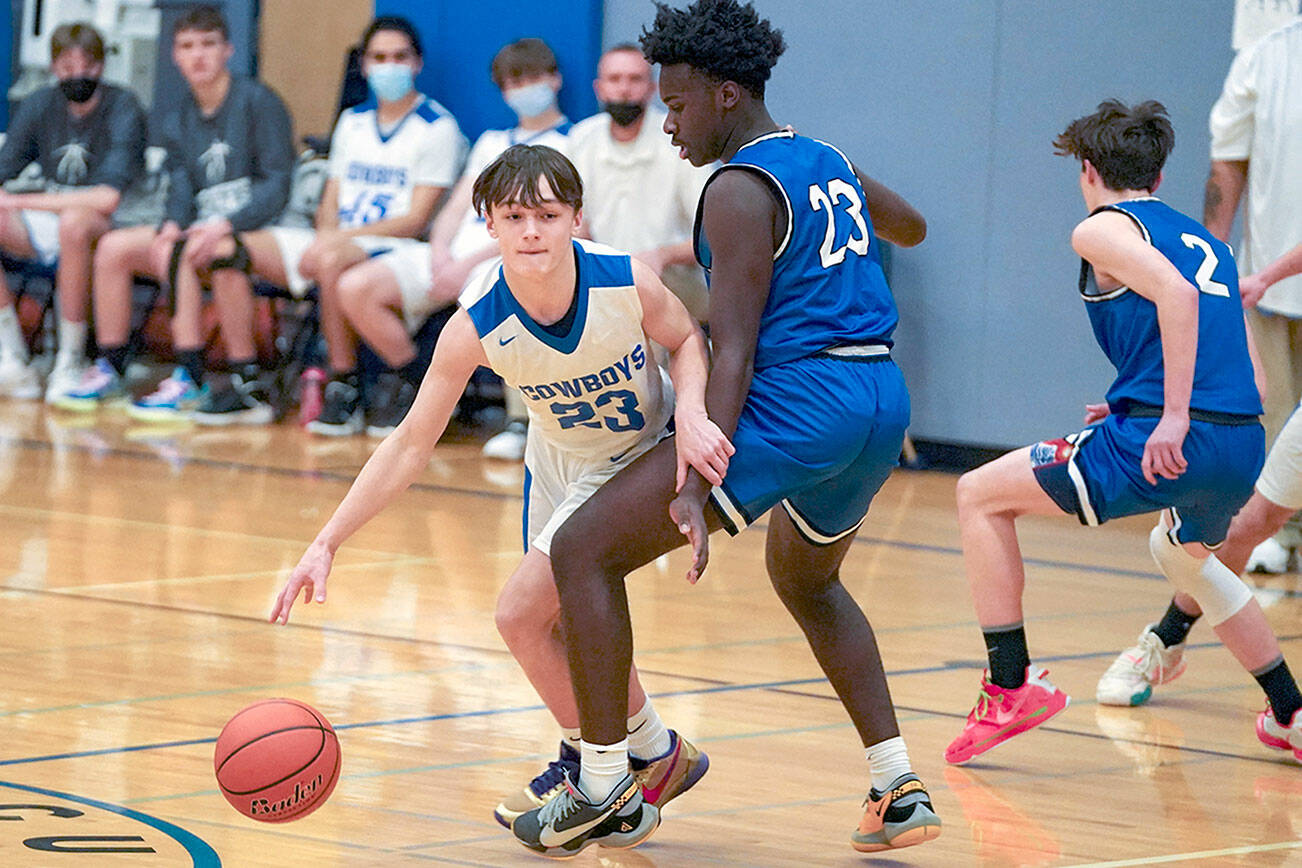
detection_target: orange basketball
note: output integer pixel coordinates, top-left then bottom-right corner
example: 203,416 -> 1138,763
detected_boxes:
214,698 -> 341,823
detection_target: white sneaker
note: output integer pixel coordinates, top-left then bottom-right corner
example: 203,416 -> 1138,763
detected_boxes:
482,419 -> 527,461
44,358 -> 86,404
0,354 -> 40,400
1247,537 -> 1292,574
1096,624 -> 1187,707
1257,704 -> 1302,760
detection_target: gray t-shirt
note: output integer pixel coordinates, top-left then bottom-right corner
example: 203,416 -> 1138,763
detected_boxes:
160,75 -> 294,231
0,82 -> 146,191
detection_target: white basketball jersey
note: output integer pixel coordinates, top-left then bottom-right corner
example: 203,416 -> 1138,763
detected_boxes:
461,239 -> 673,460
328,95 -> 466,230
449,121 -> 572,259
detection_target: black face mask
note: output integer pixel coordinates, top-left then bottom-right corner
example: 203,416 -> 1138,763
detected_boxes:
59,77 -> 100,104
603,101 -> 645,128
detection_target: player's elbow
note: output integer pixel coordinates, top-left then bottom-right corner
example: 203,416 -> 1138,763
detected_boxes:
896,214 -> 927,248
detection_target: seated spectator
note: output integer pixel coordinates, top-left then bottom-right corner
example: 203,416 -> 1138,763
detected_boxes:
197,15 -> 465,430
569,43 -> 711,322
313,37 -> 571,441
0,22 -> 146,402
58,5 -> 293,422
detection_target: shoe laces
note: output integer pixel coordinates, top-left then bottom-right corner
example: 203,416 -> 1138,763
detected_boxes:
530,755 -> 580,798
537,775 -> 582,825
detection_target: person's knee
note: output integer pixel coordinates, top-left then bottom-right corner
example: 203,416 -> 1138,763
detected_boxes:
57,208 -> 104,248
955,469 -> 990,519
93,233 -> 129,270
334,267 -> 372,317
1234,493 -> 1296,543
1149,518 -> 1252,625
494,585 -> 558,646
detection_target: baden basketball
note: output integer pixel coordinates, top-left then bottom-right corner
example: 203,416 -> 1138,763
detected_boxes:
214,698 -> 341,822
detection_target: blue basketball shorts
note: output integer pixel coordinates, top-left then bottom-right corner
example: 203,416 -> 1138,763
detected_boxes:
1030,412 -> 1264,546
709,350 -> 910,545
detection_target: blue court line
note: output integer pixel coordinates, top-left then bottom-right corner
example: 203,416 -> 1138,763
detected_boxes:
0,779 -> 220,866
8,633 -> 1298,770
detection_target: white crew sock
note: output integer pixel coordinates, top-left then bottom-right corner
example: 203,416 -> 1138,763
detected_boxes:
0,307 -> 29,362
56,318 -> 86,367
561,726 -> 582,751
865,736 -> 913,792
578,738 -> 629,803
626,697 -> 673,760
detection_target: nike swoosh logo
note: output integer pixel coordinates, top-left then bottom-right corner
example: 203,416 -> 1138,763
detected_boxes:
538,811 -> 610,847
499,335 -> 517,346
609,445 -> 636,463
638,743 -> 679,804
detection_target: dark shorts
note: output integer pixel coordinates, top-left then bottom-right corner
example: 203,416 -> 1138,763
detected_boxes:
710,350 -> 909,545
1031,412 -> 1264,545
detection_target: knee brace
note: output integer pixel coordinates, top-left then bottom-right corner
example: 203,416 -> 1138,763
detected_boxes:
1148,515 -> 1253,625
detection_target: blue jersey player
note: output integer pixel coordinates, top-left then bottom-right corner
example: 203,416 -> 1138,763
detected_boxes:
946,100 -> 1302,767
513,0 -> 941,858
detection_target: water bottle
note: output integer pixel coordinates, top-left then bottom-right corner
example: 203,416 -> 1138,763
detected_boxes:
298,366 -> 326,426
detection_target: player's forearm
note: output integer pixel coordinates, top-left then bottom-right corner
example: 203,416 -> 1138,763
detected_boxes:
9,185 -> 120,215
1155,282 -> 1199,414
854,168 -> 926,248
315,426 -> 441,553
666,328 -> 712,419
1203,160 -> 1247,241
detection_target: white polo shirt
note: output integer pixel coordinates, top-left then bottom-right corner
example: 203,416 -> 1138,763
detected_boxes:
1209,19 -> 1302,316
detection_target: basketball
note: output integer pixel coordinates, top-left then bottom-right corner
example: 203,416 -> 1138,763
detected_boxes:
214,699 -> 341,823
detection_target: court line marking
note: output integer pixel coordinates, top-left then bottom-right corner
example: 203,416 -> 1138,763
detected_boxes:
1,646 -> 1283,770
0,778 -> 221,866
1061,840 -> 1302,867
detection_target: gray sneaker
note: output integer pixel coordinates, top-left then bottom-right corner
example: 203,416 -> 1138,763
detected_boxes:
511,772 -> 658,858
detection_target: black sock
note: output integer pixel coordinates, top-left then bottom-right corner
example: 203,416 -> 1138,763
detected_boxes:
177,349 -> 205,387
399,355 -> 425,386
102,344 -> 129,376
330,368 -> 359,388
1256,658 -> 1302,725
1152,599 -> 1201,648
983,625 -> 1030,689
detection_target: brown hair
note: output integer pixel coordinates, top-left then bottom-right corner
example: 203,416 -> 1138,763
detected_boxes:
50,22 -> 105,64
173,4 -> 229,41
1054,99 -> 1174,192
472,144 -> 583,216
490,38 -> 558,88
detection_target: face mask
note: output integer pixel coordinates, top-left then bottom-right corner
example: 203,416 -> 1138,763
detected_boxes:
367,63 -> 415,102
59,77 -> 99,104
504,81 -> 557,120
603,101 -> 645,128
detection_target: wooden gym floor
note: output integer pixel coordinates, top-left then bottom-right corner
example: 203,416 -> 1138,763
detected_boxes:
1,397 -> 1300,867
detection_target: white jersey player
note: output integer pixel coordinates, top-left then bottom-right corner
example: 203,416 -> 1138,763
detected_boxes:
271,144 -> 730,830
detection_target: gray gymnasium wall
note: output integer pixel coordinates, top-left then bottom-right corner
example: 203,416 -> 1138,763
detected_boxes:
602,1 -> 1236,448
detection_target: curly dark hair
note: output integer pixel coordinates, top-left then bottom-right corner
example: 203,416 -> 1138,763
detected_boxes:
640,0 -> 786,99
1054,100 -> 1174,192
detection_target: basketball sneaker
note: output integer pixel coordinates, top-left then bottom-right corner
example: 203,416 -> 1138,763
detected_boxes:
54,357 -> 124,411
494,742 -> 581,828
511,772 -> 658,858
1256,702 -> 1302,760
127,367 -> 204,422
631,730 -> 710,809
1096,624 -> 1186,707
945,666 -> 1070,764
851,772 -> 942,852
0,353 -> 41,400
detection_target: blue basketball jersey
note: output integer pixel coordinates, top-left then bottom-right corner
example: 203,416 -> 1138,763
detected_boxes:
1079,197 -> 1262,416
693,131 -> 898,370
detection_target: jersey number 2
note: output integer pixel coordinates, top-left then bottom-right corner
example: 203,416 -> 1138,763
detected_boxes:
1179,233 -> 1231,298
808,179 -> 870,268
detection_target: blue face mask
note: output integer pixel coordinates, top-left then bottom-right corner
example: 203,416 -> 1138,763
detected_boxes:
367,63 -> 415,102
503,81 -> 557,120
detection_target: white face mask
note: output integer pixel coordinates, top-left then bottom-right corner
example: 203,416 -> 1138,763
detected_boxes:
503,80 -> 557,120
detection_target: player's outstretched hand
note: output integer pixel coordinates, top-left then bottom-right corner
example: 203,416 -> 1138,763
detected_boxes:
1240,272 -> 1269,309
1084,402 -> 1110,424
674,410 -> 735,491
669,492 -> 710,584
1141,413 -> 1189,486
270,542 -> 333,624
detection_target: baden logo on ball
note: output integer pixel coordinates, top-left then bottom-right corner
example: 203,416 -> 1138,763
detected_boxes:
214,698 -> 341,822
